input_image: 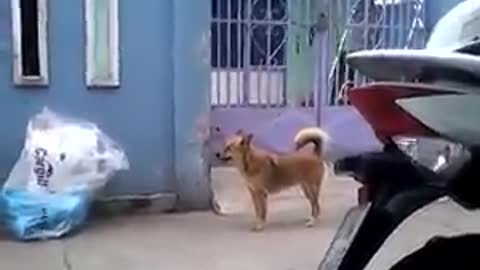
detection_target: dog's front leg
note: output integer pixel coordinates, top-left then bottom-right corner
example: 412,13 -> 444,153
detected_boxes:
248,188 -> 267,231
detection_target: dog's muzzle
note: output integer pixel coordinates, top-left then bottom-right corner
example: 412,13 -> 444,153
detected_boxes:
216,152 -> 232,162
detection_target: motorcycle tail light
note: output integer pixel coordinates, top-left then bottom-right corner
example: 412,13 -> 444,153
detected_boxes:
347,83 -> 457,142
393,136 -> 465,172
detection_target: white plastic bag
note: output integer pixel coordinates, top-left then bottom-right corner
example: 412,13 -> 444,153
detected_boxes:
1,107 -> 129,240
4,107 -> 129,193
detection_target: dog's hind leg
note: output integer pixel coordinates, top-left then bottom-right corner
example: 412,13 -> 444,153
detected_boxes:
302,182 -> 320,227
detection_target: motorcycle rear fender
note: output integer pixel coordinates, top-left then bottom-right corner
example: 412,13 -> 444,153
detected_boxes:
319,185 -> 444,270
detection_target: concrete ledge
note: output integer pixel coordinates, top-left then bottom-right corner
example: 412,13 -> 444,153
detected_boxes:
92,193 -> 178,216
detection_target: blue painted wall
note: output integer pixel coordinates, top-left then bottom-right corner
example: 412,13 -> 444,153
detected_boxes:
173,0 -> 212,209
0,0 -> 211,208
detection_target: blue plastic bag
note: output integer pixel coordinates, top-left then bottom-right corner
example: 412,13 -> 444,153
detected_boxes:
1,189 -> 92,241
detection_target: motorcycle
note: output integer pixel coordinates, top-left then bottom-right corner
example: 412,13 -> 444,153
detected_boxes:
318,81 -> 480,270
318,1 -> 480,269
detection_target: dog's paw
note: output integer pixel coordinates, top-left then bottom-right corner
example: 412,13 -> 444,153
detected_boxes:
251,223 -> 265,232
305,218 -> 316,227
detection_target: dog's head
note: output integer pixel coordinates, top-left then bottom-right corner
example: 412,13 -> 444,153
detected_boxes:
216,129 -> 253,163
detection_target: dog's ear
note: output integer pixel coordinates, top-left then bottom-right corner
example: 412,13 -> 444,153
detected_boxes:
246,133 -> 253,143
235,129 -> 244,135
269,154 -> 279,166
241,133 -> 254,146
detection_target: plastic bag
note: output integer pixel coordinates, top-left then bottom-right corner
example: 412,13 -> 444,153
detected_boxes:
2,190 -> 91,240
1,107 -> 129,240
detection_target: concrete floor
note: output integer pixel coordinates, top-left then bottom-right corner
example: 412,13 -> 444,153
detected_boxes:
2,167 -> 480,270
0,167 -> 360,270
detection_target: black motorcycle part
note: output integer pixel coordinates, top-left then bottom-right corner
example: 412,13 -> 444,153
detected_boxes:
327,141 -> 473,270
389,234 -> 480,270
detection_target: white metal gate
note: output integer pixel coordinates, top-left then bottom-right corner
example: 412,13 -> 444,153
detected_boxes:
210,0 -> 319,108
327,0 -> 427,105
210,0 -> 427,108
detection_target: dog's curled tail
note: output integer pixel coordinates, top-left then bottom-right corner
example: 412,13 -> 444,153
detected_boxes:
294,127 -> 330,156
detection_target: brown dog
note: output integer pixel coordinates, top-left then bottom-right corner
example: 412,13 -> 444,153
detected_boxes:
218,127 -> 329,231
